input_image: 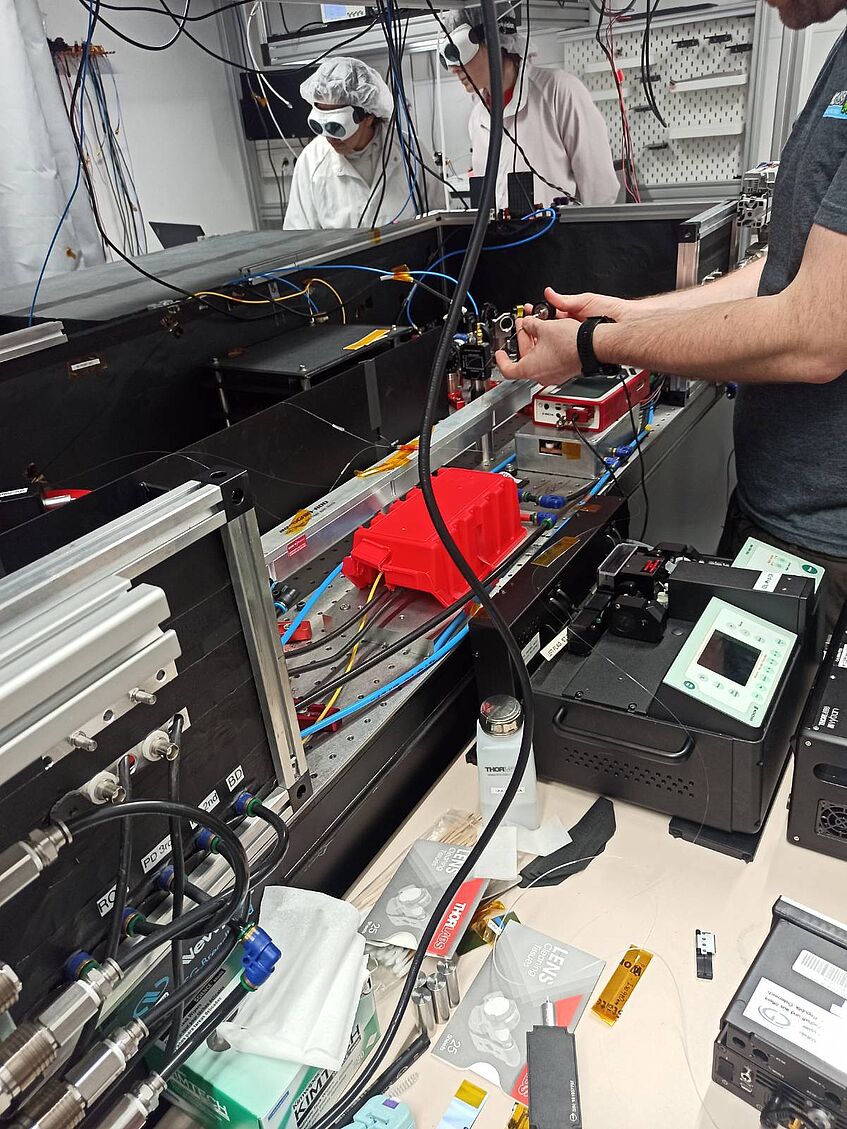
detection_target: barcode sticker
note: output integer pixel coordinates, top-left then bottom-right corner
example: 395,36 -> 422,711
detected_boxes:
793,949 -> 847,999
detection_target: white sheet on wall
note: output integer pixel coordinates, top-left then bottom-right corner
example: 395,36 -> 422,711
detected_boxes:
0,0 -> 103,291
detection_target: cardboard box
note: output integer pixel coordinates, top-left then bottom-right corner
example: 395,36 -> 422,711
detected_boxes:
158,986 -> 380,1129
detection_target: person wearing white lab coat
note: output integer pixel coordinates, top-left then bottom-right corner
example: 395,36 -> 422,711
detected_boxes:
284,57 -> 433,230
439,7 -> 620,209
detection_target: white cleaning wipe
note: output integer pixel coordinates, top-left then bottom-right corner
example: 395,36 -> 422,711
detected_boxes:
516,815 -> 572,856
218,887 -> 368,1070
472,825 -> 518,881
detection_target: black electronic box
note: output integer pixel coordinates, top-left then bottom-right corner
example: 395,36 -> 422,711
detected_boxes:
713,897 -> 847,1128
532,541 -> 821,838
788,601 -> 847,862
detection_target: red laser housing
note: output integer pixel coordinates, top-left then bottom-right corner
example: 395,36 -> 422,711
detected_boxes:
342,468 -> 524,607
532,369 -> 651,433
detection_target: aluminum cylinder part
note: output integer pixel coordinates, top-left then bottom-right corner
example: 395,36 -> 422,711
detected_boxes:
66,1020 -> 148,1106
436,959 -> 460,1008
0,965 -> 22,1017
9,1077 -> 83,1129
411,986 -> 436,1037
0,826 -> 70,912
0,1024 -> 59,1115
428,974 -> 451,1024
89,1076 -> 165,1129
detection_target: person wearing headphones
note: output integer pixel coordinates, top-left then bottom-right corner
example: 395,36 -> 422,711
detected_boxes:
439,5 -> 619,208
284,57 -> 433,229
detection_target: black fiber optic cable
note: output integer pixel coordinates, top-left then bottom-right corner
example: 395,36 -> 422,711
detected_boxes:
164,718 -> 187,1060
304,9 -> 532,1125
284,589 -> 395,656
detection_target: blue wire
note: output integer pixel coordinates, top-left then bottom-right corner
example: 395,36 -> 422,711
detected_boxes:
433,612 -> 468,651
280,563 -> 344,646
258,262 -> 479,315
300,623 -> 469,739
489,453 -> 516,474
28,6 -> 96,326
405,210 -> 557,326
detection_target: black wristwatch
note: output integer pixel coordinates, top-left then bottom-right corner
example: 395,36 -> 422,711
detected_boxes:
577,316 -> 617,377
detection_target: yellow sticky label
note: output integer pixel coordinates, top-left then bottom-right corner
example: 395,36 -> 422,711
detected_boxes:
508,1103 -> 530,1129
455,1080 -> 487,1109
564,440 -> 582,460
531,536 -> 579,568
391,262 -> 413,282
354,449 -> 415,478
592,945 -> 652,1026
343,328 -> 391,352
283,509 -> 312,535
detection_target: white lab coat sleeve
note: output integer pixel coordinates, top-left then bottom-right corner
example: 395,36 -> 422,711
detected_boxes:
283,150 -> 320,229
555,74 -> 620,206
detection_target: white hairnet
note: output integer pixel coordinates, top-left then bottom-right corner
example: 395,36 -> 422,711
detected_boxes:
439,4 -> 526,55
300,57 -> 394,119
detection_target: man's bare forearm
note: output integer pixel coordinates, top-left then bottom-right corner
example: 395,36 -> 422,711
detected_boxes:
593,286 -> 840,384
631,255 -> 767,317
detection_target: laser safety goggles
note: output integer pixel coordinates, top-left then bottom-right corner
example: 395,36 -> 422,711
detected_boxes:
306,104 -> 367,141
437,23 -> 482,70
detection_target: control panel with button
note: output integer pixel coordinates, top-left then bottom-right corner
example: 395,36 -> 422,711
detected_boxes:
662,597 -> 796,728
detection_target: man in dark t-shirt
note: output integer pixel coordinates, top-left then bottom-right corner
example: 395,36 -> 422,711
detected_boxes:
495,0 -> 847,629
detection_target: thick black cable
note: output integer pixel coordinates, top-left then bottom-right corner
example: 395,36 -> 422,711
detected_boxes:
295,522 -> 547,709
618,372 -> 649,539
285,589 -> 394,655
65,801 -> 250,964
148,929 -> 242,1025
642,0 -> 666,127
246,803 -> 291,888
286,594 -> 399,676
305,10 -> 523,1126
159,982 -> 249,1077
105,756 -> 134,962
511,0 -> 530,178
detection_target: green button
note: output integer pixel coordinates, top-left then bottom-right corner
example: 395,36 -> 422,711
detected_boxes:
801,563 -> 818,575
684,680 -> 696,690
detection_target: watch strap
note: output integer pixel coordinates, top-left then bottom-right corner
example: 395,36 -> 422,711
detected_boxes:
577,316 -> 616,377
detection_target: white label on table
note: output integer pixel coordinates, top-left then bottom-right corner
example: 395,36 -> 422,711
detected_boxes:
754,571 -> 780,592
521,633 -> 541,664
793,950 -> 847,999
198,789 -> 219,813
541,625 -> 570,662
837,644 -> 847,670
141,834 -> 172,874
743,977 -> 847,1072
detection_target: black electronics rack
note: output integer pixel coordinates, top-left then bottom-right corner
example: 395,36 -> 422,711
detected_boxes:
714,897 -> 847,1128
787,601 -> 847,862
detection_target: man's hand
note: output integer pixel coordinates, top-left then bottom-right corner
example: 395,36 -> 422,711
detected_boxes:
543,287 -> 646,322
495,315 -> 582,383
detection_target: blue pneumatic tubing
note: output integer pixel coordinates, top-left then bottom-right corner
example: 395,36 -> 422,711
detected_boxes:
279,563 -> 345,646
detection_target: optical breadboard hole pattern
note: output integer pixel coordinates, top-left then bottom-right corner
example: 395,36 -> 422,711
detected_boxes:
816,799 -> 847,842
561,13 -> 755,187
560,745 -> 696,796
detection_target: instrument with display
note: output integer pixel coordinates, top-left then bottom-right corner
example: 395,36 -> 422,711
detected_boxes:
531,541 -> 822,840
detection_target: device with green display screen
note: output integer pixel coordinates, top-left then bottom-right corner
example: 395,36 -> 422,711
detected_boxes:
662,598 -> 797,729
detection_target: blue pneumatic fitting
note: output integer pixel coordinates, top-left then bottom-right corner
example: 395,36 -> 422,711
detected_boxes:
234,791 -> 255,817
64,950 -> 97,981
122,907 -> 145,936
533,511 -> 559,526
156,865 -> 174,893
195,828 -> 220,853
239,925 -> 281,990
537,493 -> 567,509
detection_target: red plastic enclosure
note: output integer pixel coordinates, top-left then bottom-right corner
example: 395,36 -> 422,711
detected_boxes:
343,468 -> 524,607
532,369 -> 651,433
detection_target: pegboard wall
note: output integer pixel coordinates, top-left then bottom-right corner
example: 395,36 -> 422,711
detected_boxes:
563,10 -> 756,188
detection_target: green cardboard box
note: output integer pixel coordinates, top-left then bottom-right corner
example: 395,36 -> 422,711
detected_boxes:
158,987 -> 380,1129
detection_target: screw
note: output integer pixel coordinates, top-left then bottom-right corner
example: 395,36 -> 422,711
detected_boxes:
628,703 -> 637,711
575,690 -> 583,699
129,688 -> 157,706
793,836 -> 800,842
804,740 -> 812,747
69,731 -> 97,752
